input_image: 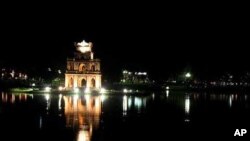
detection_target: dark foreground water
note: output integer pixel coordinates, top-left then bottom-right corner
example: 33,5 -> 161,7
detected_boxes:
0,91 -> 249,140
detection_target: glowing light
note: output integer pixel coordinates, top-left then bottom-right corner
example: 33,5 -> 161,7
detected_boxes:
58,86 -> 63,91
45,94 -> 51,110
77,40 -> 91,53
152,93 -> 155,100
84,94 -> 90,103
128,97 -> 132,109
123,70 -> 127,74
74,94 -> 79,101
58,94 -> 62,110
32,83 -> 36,87
166,86 -> 169,90
39,116 -> 42,129
100,88 -> 106,94
11,94 -> 15,103
229,95 -> 233,107
45,87 -> 51,92
74,88 -> 79,93
166,90 -> 169,98
134,97 -> 142,109
123,88 -> 128,93
58,70 -> 61,74
123,95 -> 128,115
84,87 -> 90,93
77,130 -> 90,141
185,96 -> 190,114
100,94 -> 106,102
77,40 -> 89,47
185,72 -> 191,78
45,94 -> 50,101
129,89 -> 133,93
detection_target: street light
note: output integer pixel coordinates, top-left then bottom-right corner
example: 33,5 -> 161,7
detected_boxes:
185,72 -> 191,78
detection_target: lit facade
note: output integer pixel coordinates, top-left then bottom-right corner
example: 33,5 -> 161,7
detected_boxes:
65,40 -> 101,90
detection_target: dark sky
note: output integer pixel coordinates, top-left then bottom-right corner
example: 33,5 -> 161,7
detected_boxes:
0,3 -> 249,81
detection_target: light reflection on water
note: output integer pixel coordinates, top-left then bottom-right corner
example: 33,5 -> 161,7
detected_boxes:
63,94 -> 101,141
0,91 -> 249,140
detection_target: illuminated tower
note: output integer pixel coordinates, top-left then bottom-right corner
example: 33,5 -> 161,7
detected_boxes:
65,40 -> 102,90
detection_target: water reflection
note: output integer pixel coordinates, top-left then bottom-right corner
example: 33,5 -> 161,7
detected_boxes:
185,96 -> 190,114
63,94 -> 101,141
184,95 -> 190,122
229,95 -> 233,108
44,94 -> 50,111
1,92 -> 33,103
1,91 -> 250,140
123,95 -> 127,116
166,90 -> 169,98
58,94 -> 62,110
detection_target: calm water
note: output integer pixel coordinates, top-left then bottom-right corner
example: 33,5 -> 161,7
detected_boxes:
0,91 -> 249,140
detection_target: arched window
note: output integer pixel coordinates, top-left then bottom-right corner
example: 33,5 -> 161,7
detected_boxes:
91,78 -> 96,88
81,79 -> 86,87
91,65 -> 95,71
79,64 -> 85,72
69,77 -> 73,88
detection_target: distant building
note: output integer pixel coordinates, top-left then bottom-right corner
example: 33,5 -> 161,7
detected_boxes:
121,70 -> 150,84
65,40 -> 101,90
0,68 -> 27,80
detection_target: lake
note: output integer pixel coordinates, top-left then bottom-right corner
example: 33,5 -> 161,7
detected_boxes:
0,91 -> 249,140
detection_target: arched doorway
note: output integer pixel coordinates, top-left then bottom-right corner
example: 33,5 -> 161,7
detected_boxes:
81,79 -> 87,87
79,64 -> 85,72
91,78 -> 96,88
69,77 -> 73,88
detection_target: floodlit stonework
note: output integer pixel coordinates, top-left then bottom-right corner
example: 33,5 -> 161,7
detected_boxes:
65,40 -> 101,90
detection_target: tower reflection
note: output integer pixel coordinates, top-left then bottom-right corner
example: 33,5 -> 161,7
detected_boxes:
63,94 -> 102,141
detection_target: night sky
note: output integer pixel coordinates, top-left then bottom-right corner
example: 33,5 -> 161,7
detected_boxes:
0,4 -> 249,81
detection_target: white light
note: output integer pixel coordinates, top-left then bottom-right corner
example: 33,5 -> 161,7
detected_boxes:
166,86 -> 169,90
129,89 -> 132,93
74,88 -> 79,93
45,87 -> 51,92
229,95 -> 233,107
123,70 -> 127,74
123,88 -> 128,93
32,83 -> 36,87
74,94 -> 79,101
84,94 -> 90,102
45,94 -> 50,101
100,94 -> 106,102
58,86 -> 63,91
77,40 -> 89,47
185,72 -> 191,78
123,95 -> 128,115
58,94 -> 62,110
128,97 -> 132,108
100,88 -> 106,94
84,87 -> 90,93
143,72 -> 147,75
77,40 -> 91,53
58,70 -> 61,74
185,96 -> 190,114
166,90 -> 169,98
134,97 -> 142,109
